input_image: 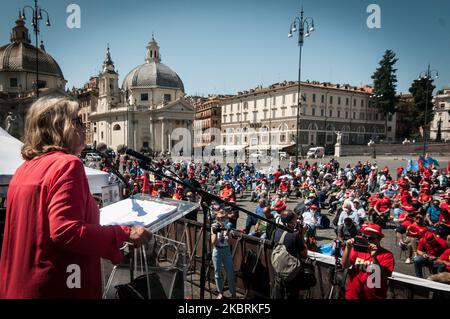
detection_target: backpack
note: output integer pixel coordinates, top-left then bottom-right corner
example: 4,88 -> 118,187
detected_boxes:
271,231 -> 302,282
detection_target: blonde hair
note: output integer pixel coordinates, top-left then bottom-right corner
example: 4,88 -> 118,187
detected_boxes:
21,95 -> 80,160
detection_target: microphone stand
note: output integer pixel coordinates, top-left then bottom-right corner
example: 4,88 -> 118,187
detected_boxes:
119,147 -> 293,299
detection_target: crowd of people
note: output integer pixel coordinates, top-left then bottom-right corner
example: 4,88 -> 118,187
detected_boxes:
96,153 -> 450,284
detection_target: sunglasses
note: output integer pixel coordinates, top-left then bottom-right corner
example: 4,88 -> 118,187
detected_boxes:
72,116 -> 85,129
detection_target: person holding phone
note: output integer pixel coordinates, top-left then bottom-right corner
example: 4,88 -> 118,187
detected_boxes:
341,223 -> 394,299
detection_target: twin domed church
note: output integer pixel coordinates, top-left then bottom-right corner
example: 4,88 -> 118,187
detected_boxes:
0,13 -> 194,154
91,37 -> 194,153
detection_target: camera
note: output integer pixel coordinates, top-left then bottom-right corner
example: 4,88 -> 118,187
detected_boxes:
353,235 -> 369,253
211,222 -> 225,234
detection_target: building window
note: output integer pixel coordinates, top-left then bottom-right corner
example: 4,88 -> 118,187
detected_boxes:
164,94 -> 171,102
292,93 -> 296,103
353,112 -> 356,119
361,99 -> 364,107
329,109 -> 332,117
101,131 -> 104,139
353,99 -> 356,106
282,95 -> 285,104
244,113 -> 248,121
272,109 -> 276,118
346,97 -> 349,106
244,101 -> 248,109
280,133 -> 286,143
337,110 -> 341,118
338,97 -> 341,105
10,78 -> 18,87
282,108 -> 286,117
253,112 -> 257,122
113,124 -> 121,131
368,113 -> 372,120
312,94 -> 316,103
321,109 -> 324,117
264,98 -> 267,107
441,103 -> 445,109
321,95 -> 324,103
387,126 -> 392,132
330,96 -> 333,105
388,114 -> 393,121
273,96 -> 276,105
312,108 -> 316,116
360,112 -> 365,120
345,112 -> 348,119
141,93 -> 148,101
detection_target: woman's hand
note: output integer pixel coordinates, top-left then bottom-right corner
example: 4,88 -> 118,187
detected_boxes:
129,225 -> 152,247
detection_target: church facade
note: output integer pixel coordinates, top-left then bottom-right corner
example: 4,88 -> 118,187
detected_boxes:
89,38 -> 194,154
0,16 -> 66,139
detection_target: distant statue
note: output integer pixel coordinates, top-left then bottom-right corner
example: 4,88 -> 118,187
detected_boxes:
368,139 -> 375,147
5,112 -> 16,134
335,131 -> 342,145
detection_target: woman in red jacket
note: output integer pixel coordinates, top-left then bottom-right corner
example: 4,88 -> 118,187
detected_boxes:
0,96 -> 151,299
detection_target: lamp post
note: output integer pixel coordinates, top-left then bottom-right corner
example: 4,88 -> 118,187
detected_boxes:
289,7 -> 315,163
20,0 -> 51,98
418,65 -> 439,156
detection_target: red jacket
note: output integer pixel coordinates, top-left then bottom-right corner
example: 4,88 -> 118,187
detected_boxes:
0,152 -> 130,298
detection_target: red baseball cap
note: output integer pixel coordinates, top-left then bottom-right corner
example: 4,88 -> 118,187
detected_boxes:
361,223 -> 384,238
273,201 -> 287,211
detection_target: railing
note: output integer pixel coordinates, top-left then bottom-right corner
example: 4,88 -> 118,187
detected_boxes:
161,218 -> 450,299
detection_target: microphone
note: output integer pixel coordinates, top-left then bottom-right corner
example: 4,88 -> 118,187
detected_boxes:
117,145 -> 150,163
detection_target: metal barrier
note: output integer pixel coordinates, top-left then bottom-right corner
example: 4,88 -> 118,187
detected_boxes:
163,218 -> 450,299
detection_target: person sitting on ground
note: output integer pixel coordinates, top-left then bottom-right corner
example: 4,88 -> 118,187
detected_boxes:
353,198 -> 367,226
425,199 -> 442,229
302,205 -> 321,237
404,215 -> 428,264
245,199 -> 266,234
437,206 -> 450,238
249,207 -> 275,240
337,200 -> 360,230
413,232 -> 448,278
434,234 -> 450,274
372,192 -> 392,227
338,217 -> 359,243
219,181 -> 235,202
341,223 -> 395,299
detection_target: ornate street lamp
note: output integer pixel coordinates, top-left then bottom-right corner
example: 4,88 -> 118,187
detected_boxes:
20,0 -> 51,98
288,7 -> 315,163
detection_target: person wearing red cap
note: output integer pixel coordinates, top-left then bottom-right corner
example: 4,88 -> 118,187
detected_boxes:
342,223 -> 394,299
404,215 -> 428,264
437,206 -> 450,238
435,235 -> 450,273
413,232 -> 448,278
372,193 -> 392,227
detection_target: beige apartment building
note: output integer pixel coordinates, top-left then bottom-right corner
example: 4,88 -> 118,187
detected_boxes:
217,80 -> 397,154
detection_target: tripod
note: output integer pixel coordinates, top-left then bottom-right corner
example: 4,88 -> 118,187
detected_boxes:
327,241 -> 346,299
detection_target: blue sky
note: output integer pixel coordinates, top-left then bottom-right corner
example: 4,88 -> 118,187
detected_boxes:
1,0 -> 449,96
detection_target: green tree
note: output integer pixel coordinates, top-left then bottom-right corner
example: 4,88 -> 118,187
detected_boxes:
408,76 -> 436,133
371,50 -> 398,138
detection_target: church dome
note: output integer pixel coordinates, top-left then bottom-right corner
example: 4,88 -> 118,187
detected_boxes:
0,18 -> 64,79
122,37 -> 184,92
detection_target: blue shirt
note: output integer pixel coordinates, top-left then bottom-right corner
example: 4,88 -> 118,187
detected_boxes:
427,205 -> 441,223
255,205 -> 265,217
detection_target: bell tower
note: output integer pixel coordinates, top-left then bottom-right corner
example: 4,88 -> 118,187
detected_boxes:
145,35 -> 161,63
